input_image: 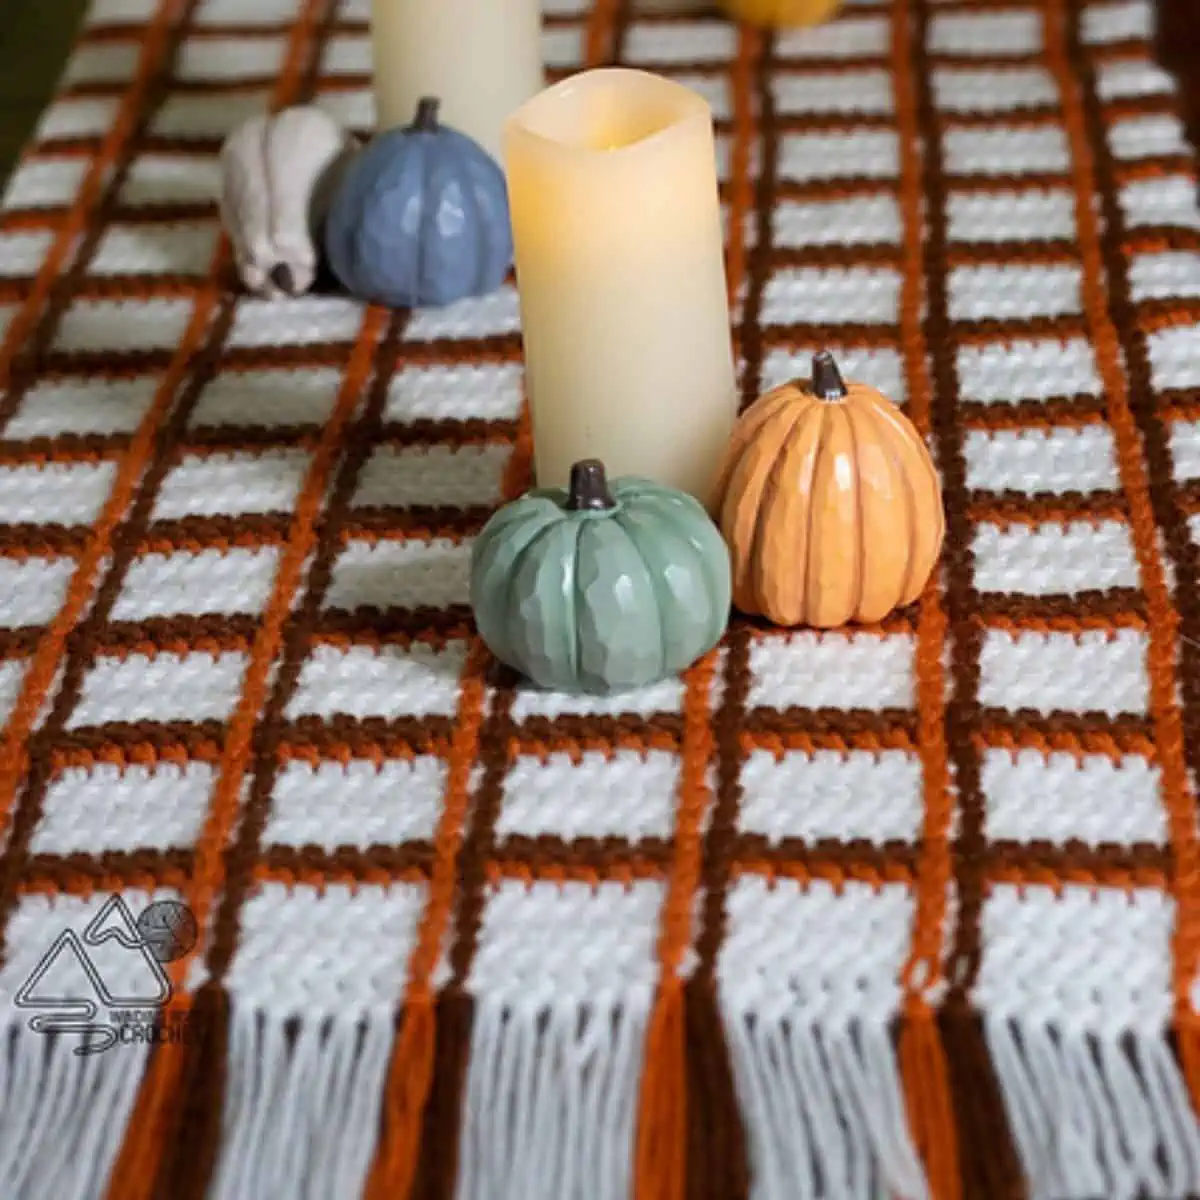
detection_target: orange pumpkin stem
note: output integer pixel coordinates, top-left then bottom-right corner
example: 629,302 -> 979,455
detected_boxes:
810,350 -> 847,401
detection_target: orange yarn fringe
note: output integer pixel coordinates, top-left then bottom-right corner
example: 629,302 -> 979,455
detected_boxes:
364,993 -> 438,1200
634,977 -> 688,1200
899,1010 -> 961,1200
104,1033 -> 189,1200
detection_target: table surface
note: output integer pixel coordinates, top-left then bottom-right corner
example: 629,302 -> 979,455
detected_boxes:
1,3 -> 1200,1200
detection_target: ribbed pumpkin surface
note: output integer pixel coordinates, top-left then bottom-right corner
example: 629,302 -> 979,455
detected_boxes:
713,379 -> 944,628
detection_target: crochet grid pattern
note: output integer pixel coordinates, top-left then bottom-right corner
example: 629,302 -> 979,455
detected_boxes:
0,0 -> 1199,1197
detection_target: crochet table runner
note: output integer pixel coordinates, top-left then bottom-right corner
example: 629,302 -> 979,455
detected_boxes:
1,0 -> 1199,1197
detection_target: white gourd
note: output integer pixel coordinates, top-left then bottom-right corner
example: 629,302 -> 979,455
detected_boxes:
219,105 -> 357,298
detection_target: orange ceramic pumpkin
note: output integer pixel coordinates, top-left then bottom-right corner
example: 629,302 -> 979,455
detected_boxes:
717,0 -> 842,29
712,351 -> 944,628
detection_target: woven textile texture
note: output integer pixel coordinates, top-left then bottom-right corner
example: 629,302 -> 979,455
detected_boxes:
0,0 -> 1199,1196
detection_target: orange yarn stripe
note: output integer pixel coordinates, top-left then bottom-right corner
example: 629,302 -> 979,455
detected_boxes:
890,0 -> 960,1195
106,305 -> 389,1200
1044,0 -> 1200,1102
0,0 -> 330,847
0,0 -> 190,837
634,27 -> 760,1200
100,5 -> 338,1197
365,7 -> 625,1198
0,0 -> 181,395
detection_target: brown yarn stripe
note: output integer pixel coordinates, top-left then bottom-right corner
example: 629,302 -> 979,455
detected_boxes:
152,308 -> 409,1200
910,0 -> 1026,1193
1067,6 -> 1200,803
0,0 -> 339,962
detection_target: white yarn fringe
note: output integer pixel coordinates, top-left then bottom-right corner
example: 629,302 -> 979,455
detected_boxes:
721,1006 -> 929,1200
0,1016 -> 150,1200
210,1003 -> 394,1200
985,1016 -> 1200,1200
456,991 -> 652,1200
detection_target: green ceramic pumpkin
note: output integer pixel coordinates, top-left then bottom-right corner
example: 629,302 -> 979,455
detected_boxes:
470,460 -> 732,693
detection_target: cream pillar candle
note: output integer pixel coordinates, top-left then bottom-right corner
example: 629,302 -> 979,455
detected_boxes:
503,68 -> 737,505
370,0 -> 544,162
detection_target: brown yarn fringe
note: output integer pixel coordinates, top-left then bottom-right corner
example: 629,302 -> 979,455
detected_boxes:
635,975 -> 688,1200
899,1008 -> 962,1200
364,992 -> 438,1200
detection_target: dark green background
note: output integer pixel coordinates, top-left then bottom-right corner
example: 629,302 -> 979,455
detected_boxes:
0,0 -> 91,186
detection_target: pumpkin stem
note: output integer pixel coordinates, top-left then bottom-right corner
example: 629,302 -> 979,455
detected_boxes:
411,97 -> 440,132
566,459 -> 616,511
270,262 -> 297,296
812,350 -> 848,401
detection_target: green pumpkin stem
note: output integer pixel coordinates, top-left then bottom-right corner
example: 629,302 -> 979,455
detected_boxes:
811,350 -> 848,401
411,97 -> 440,132
566,459 -> 615,511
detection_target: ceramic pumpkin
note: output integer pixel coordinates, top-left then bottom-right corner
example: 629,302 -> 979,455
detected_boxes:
717,0 -> 842,28
712,351 -> 944,628
471,459 -> 731,693
219,105 -> 357,298
323,97 -> 513,309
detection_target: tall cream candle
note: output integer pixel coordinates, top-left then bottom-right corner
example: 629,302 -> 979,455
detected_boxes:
370,0 -> 544,162
502,68 -> 737,505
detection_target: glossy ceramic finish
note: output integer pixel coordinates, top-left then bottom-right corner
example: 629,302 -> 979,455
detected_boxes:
324,98 -> 513,309
219,105 -> 357,299
471,462 -> 731,693
712,358 -> 944,628
717,0 -> 842,28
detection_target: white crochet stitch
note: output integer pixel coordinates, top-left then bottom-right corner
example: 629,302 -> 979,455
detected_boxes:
947,189 -> 1077,242
460,881 -> 663,1200
285,641 -> 468,720
775,14 -> 889,58
0,460 -> 118,526
211,882 -> 435,1200
1108,113 -> 1191,160
976,885 -> 1200,1200
325,537 -> 473,612
0,890 -> 174,1200
762,266 -> 902,325
772,70 -> 895,117
0,554 -> 75,628
497,750 -> 681,841
773,195 -> 903,248
190,366 -> 344,429
32,761 -> 215,854
385,363 -> 526,422
977,627 -> 1150,716
747,630 -> 915,711
265,757 -> 447,848
928,10 -> 1042,54
54,296 -> 194,353
113,546 -> 282,619
720,877 -> 926,1200
956,336 -> 1101,402
981,750 -> 1166,845
9,375 -> 157,439
738,748 -> 924,844
963,424 -> 1121,494
971,520 -> 1141,594
68,650 -> 250,727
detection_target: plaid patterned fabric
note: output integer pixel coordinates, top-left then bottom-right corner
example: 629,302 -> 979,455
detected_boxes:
1,0 -> 1199,1197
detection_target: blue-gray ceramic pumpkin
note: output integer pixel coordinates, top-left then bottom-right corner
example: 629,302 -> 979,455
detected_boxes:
471,460 -> 732,694
323,97 -> 512,308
